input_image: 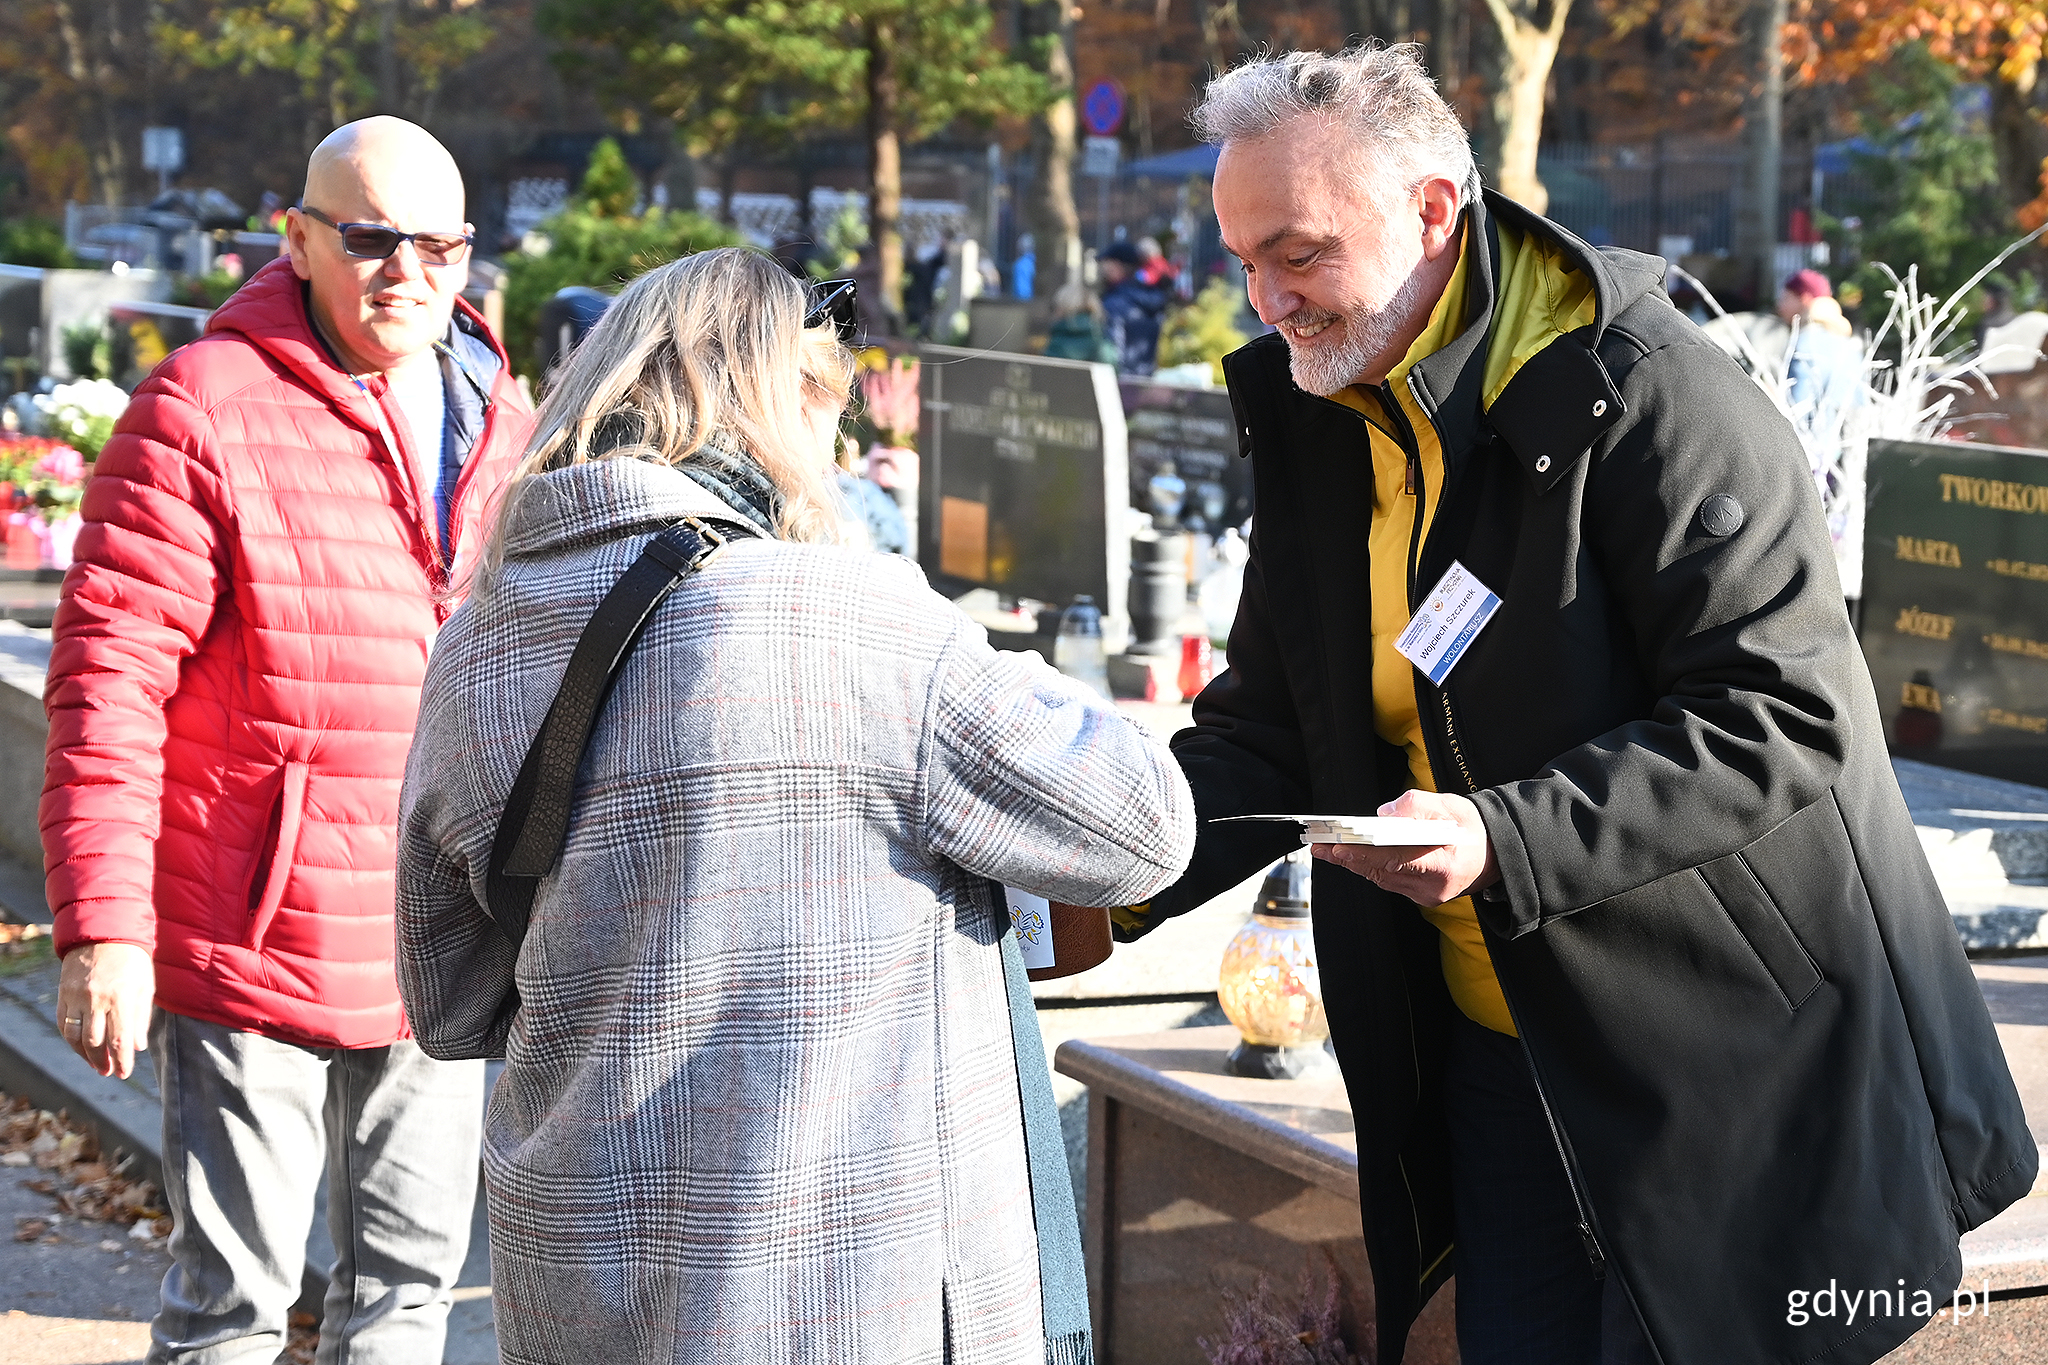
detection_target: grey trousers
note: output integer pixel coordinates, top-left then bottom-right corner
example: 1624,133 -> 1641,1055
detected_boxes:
148,1009 -> 485,1365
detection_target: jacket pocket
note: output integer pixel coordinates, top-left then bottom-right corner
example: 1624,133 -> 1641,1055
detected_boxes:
1696,849 -> 1822,1010
244,762 -> 309,953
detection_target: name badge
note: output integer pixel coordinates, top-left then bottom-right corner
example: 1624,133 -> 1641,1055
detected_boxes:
1005,886 -> 1057,970
1396,560 -> 1501,686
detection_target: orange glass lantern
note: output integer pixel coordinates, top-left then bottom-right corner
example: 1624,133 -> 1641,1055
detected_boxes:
1217,850 -> 1331,1079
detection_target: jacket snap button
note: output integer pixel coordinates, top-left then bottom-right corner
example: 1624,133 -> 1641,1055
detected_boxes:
1592,399 -> 1608,417
1700,493 -> 1745,537
1535,455 -> 1551,472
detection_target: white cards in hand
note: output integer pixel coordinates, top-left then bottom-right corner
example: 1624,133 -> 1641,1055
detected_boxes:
1212,814 -> 1481,846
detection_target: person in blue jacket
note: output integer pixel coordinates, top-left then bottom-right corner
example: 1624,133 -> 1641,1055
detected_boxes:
1099,241 -> 1170,374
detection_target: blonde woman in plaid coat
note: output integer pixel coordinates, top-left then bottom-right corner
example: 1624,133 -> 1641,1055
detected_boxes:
395,250 -> 1195,1365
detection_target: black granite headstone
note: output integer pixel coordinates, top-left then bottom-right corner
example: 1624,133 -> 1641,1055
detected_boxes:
0,266 -> 41,363
106,299 -> 212,390
918,345 -> 1129,636
1119,376 -> 1252,533
1860,437 -> 2048,786
40,268 -> 170,379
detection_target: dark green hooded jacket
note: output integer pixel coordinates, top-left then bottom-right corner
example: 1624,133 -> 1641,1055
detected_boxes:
1127,190 -> 2037,1365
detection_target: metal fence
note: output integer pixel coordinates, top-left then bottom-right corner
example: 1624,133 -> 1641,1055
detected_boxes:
1528,140 -> 1854,263
1534,142 -> 1748,256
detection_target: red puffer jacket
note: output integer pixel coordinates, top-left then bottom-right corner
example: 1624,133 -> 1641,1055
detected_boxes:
41,256 -> 534,1048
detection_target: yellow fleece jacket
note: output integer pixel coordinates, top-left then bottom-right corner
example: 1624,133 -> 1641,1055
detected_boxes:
1333,215 -> 1597,1036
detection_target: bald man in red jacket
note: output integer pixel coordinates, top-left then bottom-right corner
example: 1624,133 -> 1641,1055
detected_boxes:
44,117 -> 532,1363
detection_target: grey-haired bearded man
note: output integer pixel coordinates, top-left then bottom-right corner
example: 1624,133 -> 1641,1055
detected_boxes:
1115,43 -> 2035,1365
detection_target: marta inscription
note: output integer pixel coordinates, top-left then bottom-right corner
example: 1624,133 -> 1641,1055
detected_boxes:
1896,536 -> 1962,567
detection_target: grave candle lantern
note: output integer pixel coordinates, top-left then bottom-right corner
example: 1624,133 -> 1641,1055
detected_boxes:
1217,849 -> 1331,1079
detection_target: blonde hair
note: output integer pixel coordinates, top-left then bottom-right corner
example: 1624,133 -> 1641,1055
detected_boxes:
482,248 -> 855,585
1804,295 -> 1854,339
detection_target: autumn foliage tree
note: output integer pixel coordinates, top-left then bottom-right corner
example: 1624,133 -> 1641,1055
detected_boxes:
1,0 -> 160,209
539,0 -> 1048,323
1475,0 -> 1576,211
154,0 -> 498,154
1794,0 -> 2048,224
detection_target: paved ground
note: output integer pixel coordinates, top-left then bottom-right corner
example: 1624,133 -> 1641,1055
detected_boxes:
1880,1293 -> 2048,1362
0,930 -> 166,1365
0,1087 -> 498,1365
0,1160 -> 166,1365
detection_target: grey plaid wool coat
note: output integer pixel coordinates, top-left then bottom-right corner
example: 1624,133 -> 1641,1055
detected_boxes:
396,457 -> 1195,1365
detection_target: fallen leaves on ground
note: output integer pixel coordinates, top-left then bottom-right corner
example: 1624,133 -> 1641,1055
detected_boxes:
0,1092 -> 171,1247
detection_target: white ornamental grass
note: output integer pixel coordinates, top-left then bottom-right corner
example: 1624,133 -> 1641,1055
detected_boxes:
1669,225 -> 2048,599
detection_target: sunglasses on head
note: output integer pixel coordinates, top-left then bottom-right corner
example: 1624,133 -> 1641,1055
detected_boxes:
805,278 -> 860,344
301,206 -> 473,266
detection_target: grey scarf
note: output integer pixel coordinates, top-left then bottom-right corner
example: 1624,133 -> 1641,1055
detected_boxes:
587,409 -> 782,536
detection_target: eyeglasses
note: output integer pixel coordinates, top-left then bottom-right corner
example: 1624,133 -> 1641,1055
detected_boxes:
805,278 -> 860,344
301,207 -> 473,266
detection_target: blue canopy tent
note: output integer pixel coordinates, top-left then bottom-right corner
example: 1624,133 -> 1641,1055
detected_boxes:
1813,137 -> 1881,179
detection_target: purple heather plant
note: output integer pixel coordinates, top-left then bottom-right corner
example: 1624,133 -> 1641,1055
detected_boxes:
1198,1254 -> 1368,1365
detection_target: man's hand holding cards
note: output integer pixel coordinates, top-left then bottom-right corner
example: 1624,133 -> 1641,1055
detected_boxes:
1219,790 -> 1499,906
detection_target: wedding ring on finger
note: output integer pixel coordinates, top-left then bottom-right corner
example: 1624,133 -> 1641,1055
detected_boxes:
62,1016 -> 84,1036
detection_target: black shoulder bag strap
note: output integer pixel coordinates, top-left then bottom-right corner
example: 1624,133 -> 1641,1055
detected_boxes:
483,515 -> 755,950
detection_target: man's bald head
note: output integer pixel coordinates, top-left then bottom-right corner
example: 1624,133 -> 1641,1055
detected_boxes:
288,117 -> 472,376
305,116 -> 465,224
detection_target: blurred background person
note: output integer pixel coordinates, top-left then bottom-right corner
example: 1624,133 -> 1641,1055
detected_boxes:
1778,268 -> 1862,435
1043,277 -> 1120,364
1099,240 -> 1169,373
835,429 -> 908,554
1135,234 -> 1177,289
1012,231 -> 1037,299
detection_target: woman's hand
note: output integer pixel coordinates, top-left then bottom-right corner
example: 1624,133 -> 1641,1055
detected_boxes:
1309,789 -> 1499,906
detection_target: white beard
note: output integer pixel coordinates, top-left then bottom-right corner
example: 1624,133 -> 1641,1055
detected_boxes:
1283,263 -> 1441,397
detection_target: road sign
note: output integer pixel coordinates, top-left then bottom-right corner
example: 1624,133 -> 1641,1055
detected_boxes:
141,127 -> 184,173
1082,81 -> 1125,137
1082,136 -> 1121,178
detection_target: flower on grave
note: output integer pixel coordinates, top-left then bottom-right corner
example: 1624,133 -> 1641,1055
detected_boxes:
32,444 -> 84,484
0,435 -> 86,483
858,353 -> 920,452
40,378 -> 129,420
0,433 -> 91,526
31,378 -> 127,461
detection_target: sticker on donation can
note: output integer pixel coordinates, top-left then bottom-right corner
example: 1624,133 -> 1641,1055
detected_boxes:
1006,886 -> 1057,970
1396,560 -> 1502,686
